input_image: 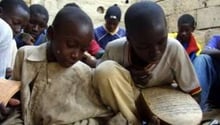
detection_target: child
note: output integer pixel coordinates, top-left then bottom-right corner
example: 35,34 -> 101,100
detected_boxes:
1,7 -> 114,125
193,35 -> 220,112
94,4 -> 126,49
64,2 -> 104,59
0,0 -> 30,78
93,1 -> 201,124
0,0 -> 29,37
0,18 -> 13,78
16,4 -> 49,48
169,14 -> 201,61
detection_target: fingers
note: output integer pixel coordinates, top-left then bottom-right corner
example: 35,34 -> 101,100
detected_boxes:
8,98 -> 20,107
129,68 -> 147,76
22,33 -> 35,45
145,63 -> 157,72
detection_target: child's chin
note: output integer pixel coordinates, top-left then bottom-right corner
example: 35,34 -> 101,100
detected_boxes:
61,61 -> 76,68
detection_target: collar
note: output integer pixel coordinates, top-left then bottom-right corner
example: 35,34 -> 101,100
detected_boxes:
103,25 -> 119,35
26,43 -> 47,62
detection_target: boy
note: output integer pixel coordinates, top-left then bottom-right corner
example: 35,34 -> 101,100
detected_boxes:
94,4 -> 126,49
0,6 -> 131,125
169,14 -> 201,61
193,35 -> 220,112
93,1 -> 201,124
0,0 -> 30,78
16,4 -> 49,48
0,17 -> 13,78
64,2 -> 104,59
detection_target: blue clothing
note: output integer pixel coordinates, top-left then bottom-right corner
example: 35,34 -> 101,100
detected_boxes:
206,35 -> 220,49
193,55 -> 220,110
193,35 -> 220,111
94,25 -> 126,49
15,31 -> 47,48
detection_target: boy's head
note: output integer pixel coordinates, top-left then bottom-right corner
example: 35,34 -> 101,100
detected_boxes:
0,0 -> 29,37
47,7 -> 93,67
24,4 -> 49,39
125,1 -> 167,66
177,14 -> 196,43
104,4 -> 121,33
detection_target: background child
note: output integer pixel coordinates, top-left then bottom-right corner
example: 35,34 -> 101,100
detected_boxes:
94,4 -> 126,49
169,14 -> 201,61
16,4 -> 49,48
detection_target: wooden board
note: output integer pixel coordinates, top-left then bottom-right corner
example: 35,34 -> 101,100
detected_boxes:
0,79 -> 21,106
137,86 -> 202,125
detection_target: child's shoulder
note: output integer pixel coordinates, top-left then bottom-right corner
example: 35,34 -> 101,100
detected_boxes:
17,43 -> 47,61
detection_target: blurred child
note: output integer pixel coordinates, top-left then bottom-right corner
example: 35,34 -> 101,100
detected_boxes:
169,14 -> 201,61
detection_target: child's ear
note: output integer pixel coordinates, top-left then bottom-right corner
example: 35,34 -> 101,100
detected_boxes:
47,26 -> 54,41
192,22 -> 197,31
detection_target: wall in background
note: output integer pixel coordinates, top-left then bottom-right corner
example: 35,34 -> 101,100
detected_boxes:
26,0 -> 220,46
155,0 -> 220,47
26,0 -> 136,28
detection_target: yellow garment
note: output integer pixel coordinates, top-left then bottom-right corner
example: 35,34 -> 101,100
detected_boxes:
168,32 -> 202,56
93,60 -> 140,125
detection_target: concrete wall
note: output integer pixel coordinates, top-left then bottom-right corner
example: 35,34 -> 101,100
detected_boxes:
156,0 -> 220,48
26,0 -> 220,47
26,0 -> 136,28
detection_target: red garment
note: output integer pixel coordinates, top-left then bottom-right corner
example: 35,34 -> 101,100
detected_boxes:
88,39 -> 101,56
186,34 -> 199,55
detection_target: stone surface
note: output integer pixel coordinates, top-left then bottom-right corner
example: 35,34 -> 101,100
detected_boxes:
202,0 -> 220,7
173,0 -> 202,13
25,0 -> 220,46
31,0 -> 137,26
158,0 -> 174,16
197,6 -> 220,29
167,11 -> 197,33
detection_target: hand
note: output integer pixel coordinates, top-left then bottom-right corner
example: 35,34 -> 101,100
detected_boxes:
8,98 -> 20,107
127,64 -> 156,88
81,52 -> 97,68
21,33 -> 35,45
0,98 -> 20,121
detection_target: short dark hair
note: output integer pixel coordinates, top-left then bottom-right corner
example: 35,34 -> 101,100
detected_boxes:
178,14 -> 196,29
125,1 -> 166,34
63,2 -> 80,8
104,4 -> 121,21
0,0 -> 29,13
52,7 -> 93,32
30,4 -> 49,23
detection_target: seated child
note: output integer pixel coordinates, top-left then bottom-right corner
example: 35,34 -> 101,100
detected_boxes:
169,14 -> 201,61
94,4 -> 126,49
0,6 -> 115,125
193,35 -> 220,112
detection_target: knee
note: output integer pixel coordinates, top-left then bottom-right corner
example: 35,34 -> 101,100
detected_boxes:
93,60 -> 130,87
195,54 -> 212,62
93,61 -> 118,92
95,60 -> 126,78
